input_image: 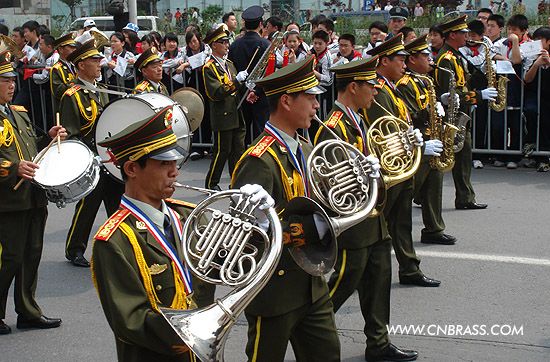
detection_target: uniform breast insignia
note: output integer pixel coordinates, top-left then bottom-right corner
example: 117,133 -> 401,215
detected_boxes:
326,111 -> 343,128
0,160 -> 12,168
278,145 -> 287,153
9,105 -> 27,112
149,263 -> 168,275
0,169 -> 8,177
135,221 -> 147,230
64,85 -> 81,97
250,136 -> 275,158
94,209 -> 131,241
376,78 -> 386,89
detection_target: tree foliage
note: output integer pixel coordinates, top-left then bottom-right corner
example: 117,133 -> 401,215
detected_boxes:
59,0 -> 83,21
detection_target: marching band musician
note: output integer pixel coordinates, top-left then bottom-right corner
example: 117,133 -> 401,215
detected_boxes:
315,58 -> 419,362
363,35 -> 436,292
231,56 -> 340,362
396,35 -> 457,247
0,52 -> 65,334
91,105 -> 274,361
202,25 -> 247,191
133,47 -> 169,95
49,33 -> 77,111
434,16 -> 492,210
59,40 -> 124,267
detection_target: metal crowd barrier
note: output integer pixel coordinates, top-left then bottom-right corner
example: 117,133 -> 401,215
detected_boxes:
16,63 -> 549,157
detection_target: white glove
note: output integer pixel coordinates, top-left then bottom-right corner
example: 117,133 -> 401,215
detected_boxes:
440,92 -> 460,108
423,139 -> 443,157
245,80 -> 256,91
236,70 -> 248,82
366,154 -> 381,179
435,101 -> 445,118
481,87 -> 498,101
238,184 -> 275,231
407,126 -> 424,147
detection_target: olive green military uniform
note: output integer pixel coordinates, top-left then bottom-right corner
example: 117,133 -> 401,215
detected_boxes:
397,72 -> 446,238
49,59 -> 76,111
92,199 -> 198,362
59,78 -> 124,260
315,105 -> 393,353
435,44 -> 481,206
202,57 -> 245,189
363,75 -> 422,277
0,104 -> 49,322
133,79 -> 169,96
231,130 -> 340,362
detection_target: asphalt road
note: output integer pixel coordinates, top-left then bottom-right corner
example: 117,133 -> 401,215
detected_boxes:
1,159 -> 549,362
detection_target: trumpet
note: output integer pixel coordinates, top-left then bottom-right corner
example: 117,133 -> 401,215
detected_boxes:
161,184 -> 282,362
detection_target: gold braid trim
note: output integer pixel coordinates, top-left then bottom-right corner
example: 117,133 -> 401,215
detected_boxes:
382,84 -> 410,122
409,77 -> 429,110
73,90 -> 98,135
0,119 -> 24,160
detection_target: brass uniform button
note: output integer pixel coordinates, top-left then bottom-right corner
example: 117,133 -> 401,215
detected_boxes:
155,285 -> 162,291
277,270 -> 285,276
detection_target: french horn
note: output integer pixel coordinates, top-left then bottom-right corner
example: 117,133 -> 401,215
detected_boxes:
160,185 -> 282,362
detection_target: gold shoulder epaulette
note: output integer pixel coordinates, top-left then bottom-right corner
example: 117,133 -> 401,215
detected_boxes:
444,51 -> 454,60
326,111 -> 343,128
165,198 -> 197,209
135,81 -> 149,91
94,209 -> 130,241
376,78 -> 386,88
10,105 -> 27,112
64,85 -> 81,97
397,74 -> 410,86
250,135 -> 275,158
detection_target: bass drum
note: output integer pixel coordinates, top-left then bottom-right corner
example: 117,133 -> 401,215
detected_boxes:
95,93 -> 192,182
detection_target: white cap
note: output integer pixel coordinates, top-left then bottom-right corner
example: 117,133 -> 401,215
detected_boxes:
83,19 -> 96,28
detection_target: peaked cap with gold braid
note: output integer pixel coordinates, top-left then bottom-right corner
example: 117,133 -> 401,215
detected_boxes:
330,56 -> 379,85
204,24 -> 230,45
255,55 -> 325,97
67,40 -> 102,64
0,51 -> 16,77
404,34 -> 431,55
134,47 -> 162,71
439,15 -> 469,35
53,33 -> 77,49
98,106 -> 185,166
366,33 -> 409,58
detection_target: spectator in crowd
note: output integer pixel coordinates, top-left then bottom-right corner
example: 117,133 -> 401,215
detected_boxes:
435,3 -> 445,19
285,21 -> 300,33
277,30 -> 308,67
513,0 -> 526,15
523,27 -> 550,171
310,14 -> 327,34
103,32 -> 136,99
414,2 -> 424,18
264,16 -> 283,38
140,34 -> 157,53
399,26 -> 417,43
160,32 -> 184,93
386,6 -> 409,40
11,27 -> 33,63
310,30 -> 333,121
477,8 -> 493,27
363,21 -> 388,55
22,21 -> 40,50
149,31 -> 163,51
30,34 -> 58,129
487,14 -> 506,43
175,8 -> 182,30
332,33 -> 362,66
384,2 -> 394,11
317,17 -> 339,54
222,12 -> 238,44
164,8 -> 173,26
428,25 -> 444,59
122,23 -> 141,54
0,24 -> 8,36
82,18 -> 96,32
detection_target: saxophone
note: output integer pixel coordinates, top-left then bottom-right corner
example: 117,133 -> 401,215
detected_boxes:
435,65 -> 471,153
412,72 -> 458,172
470,39 -> 509,112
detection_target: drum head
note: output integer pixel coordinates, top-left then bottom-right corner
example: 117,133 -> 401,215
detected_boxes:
95,94 -> 192,181
171,87 -> 205,132
34,140 -> 92,187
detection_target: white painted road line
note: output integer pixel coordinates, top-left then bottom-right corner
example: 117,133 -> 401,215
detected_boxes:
408,250 -> 550,267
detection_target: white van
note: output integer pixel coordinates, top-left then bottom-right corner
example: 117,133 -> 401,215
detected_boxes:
68,16 -> 159,38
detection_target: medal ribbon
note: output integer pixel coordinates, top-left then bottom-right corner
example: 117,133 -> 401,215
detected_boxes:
120,196 -> 193,294
264,122 -> 310,196
343,105 -> 368,155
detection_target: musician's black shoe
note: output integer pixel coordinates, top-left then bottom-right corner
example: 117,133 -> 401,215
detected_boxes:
210,185 -> 222,192
365,343 -> 418,361
400,273 -> 441,287
16,315 -> 61,330
0,320 -> 11,334
455,202 -> 488,210
69,252 -> 90,267
421,233 -> 457,245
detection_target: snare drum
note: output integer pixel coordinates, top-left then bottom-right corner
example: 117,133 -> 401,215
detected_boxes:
33,140 -> 100,208
95,93 -> 192,181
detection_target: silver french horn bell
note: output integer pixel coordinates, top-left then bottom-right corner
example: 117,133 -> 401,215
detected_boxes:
160,184 -> 282,362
